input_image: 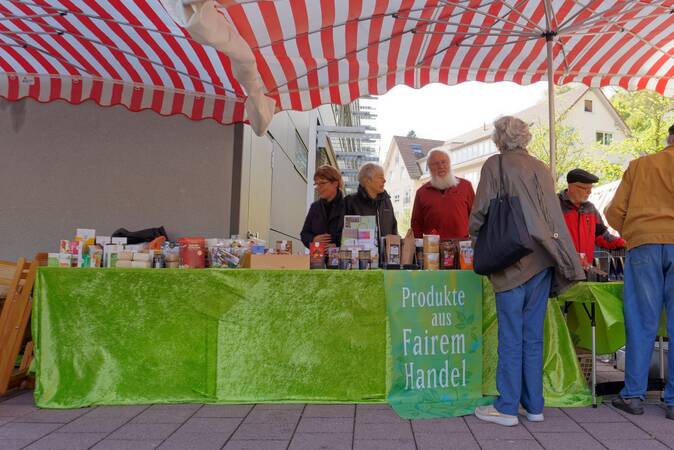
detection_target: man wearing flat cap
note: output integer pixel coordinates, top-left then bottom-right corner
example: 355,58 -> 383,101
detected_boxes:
559,168 -> 626,265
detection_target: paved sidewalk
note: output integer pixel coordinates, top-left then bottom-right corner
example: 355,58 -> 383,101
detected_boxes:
1,390 -> 674,449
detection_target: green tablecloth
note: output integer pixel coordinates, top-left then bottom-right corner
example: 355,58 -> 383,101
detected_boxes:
559,282 -> 666,354
33,268 -> 590,408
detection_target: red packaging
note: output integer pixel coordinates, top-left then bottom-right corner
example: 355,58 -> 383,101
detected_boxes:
178,237 -> 206,268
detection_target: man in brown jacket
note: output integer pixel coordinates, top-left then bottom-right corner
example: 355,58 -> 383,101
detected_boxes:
605,126 -> 674,419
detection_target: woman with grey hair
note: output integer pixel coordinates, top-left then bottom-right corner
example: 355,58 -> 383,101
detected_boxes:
470,116 -> 584,427
345,162 -> 398,249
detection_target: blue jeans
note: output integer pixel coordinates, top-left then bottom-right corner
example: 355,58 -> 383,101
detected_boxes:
620,244 -> 674,405
494,268 -> 552,416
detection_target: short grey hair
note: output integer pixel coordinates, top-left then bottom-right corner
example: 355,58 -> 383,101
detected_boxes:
426,148 -> 450,169
492,116 -> 532,152
358,162 -> 383,185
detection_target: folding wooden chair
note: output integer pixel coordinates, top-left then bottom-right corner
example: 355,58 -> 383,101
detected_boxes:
0,256 -> 39,394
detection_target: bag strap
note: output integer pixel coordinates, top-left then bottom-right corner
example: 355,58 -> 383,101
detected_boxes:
497,154 -> 506,198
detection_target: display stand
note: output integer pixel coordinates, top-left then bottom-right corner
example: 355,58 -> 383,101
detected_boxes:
0,257 -> 39,395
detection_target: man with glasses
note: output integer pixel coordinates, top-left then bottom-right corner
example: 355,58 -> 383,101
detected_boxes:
558,168 -> 626,266
411,149 -> 475,240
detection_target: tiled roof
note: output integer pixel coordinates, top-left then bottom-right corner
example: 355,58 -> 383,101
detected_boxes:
392,136 -> 445,179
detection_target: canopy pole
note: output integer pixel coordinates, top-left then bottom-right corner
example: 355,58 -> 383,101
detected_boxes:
545,35 -> 556,180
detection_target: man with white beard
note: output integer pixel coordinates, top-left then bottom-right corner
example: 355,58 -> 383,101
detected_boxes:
411,149 -> 475,240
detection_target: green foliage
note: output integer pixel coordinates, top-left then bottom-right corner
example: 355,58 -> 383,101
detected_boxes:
397,207 -> 412,237
605,90 -> 674,157
406,129 -> 417,138
528,121 -> 623,190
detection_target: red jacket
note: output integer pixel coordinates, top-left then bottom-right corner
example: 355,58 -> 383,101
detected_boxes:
411,178 -> 475,240
558,190 -> 626,261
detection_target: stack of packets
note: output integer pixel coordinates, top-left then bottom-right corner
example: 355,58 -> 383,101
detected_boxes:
340,215 -> 379,269
418,234 -> 474,271
48,229 -> 129,268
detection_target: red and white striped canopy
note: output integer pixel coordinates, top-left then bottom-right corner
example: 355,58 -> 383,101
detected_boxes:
215,0 -> 674,112
1,1 -> 673,129
0,0 -> 246,124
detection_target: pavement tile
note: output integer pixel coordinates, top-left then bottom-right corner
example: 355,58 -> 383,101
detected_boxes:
85,406 -> 149,419
580,421 -> 652,440
356,404 -> 393,412
0,422 -> 61,440
148,403 -> 201,412
176,417 -> 241,434
230,421 -> 297,440
478,439 -> 543,449
562,405 -> 627,422
356,408 -> 407,423
289,432 -> 352,450
354,422 -> 413,440
194,404 -> 253,418
244,408 -> 301,424
532,432 -> 604,450
107,423 -> 181,441
411,417 -> 469,433
0,405 -> 38,417
12,408 -> 91,423
353,439 -> 416,450
0,418 -> 13,426
303,404 -> 355,418
223,440 -> 289,450
23,432 -> 105,450
59,417 -> 130,433
158,431 -> 229,450
603,439 -> 670,450
536,407 -> 566,417
296,418 -> 353,433
92,439 -> 162,450
0,439 -> 33,450
652,433 -> 674,448
613,403 -> 674,433
253,404 -> 304,411
130,408 -> 196,424
522,416 -> 584,433
414,432 -> 479,450
0,393 -> 35,405
465,420 -> 534,440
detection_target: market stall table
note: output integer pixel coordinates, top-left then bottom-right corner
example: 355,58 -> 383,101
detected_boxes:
32,268 -> 591,409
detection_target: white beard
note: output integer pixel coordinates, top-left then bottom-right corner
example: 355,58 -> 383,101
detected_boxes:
430,172 -> 458,190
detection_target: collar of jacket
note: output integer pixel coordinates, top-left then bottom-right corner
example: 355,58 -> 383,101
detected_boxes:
320,190 -> 343,207
357,185 -> 390,204
559,189 -> 593,213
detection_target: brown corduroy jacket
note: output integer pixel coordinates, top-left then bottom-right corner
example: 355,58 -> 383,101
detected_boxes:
605,145 -> 674,249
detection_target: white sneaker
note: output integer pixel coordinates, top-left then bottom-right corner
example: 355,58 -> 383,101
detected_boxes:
518,406 -> 544,422
474,405 -> 519,426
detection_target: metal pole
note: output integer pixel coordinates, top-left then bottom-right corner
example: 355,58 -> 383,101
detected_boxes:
591,302 -> 597,408
306,110 -> 318,212
545,35 -> 556,179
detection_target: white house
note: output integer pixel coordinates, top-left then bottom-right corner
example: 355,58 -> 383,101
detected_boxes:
418,86 -> 630,187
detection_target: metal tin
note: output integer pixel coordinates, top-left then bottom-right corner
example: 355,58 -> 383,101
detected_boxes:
338,249 -> 352,270
358,250 -> 371,270
153,254 -> 165,269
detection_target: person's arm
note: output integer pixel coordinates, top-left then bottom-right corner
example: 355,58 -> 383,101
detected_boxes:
410,190 -> 423,238
593,207 -> 626,248
391,200 -> 399,236
605,163 -> 634,234
465,180 -> 476,218
300,206 -> 315,249
469,159 -> 497,244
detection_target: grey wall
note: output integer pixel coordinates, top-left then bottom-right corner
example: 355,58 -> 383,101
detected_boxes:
0,99 -> 236,260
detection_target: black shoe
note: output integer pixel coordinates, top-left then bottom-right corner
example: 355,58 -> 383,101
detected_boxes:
666,406 -> 674,420
612,397 -> 644,415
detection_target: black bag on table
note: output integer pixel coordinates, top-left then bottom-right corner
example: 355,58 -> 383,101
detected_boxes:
473,155 -> 534,275
112,226 -> 167,245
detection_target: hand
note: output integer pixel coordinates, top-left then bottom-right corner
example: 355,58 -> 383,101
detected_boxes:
313,234 -> 332,244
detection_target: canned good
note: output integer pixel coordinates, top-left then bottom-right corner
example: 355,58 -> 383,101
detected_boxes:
153,254 -> 165,269
338,249 -> 352,270
327,247 -> 340,269
358,250 -> 371,270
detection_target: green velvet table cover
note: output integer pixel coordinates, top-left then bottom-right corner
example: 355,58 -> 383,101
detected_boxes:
558,282 -> 667,354
33,268 -> 590,409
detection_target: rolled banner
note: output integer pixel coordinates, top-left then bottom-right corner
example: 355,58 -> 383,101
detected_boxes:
160,0 -> 276,136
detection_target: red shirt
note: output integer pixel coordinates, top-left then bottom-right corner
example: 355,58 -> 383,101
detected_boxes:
411,179 -> 475,240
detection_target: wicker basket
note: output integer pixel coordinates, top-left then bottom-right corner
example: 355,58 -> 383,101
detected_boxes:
577,350 -> 593,385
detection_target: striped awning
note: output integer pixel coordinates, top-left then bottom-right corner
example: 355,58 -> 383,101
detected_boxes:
0,0 -> 247,125
2,1 -> 673,131
213,0 -> 674,112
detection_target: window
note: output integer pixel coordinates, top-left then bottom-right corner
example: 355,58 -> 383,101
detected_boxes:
584,100 -> 593,112
395,152 -> 400,166
596,132 -> 613,146
404,191 -> 411,205
294,132 -> 308,177
394,193 -> 400,203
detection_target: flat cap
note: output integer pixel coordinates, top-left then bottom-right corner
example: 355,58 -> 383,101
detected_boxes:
567,168 -> 599,184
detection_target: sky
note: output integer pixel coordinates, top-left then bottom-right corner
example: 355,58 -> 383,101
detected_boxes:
371,81 -> 550,160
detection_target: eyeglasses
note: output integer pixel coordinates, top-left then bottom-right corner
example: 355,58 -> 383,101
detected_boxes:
313,180 -> 332,187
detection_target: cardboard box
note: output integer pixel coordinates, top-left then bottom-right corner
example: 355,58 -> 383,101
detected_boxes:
241,253 -> 309,270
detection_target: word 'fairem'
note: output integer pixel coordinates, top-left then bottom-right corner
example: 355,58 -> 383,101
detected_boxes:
401,286 -> 465,308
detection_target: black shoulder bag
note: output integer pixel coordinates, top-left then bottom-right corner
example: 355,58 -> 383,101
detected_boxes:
473,155 -> 534,275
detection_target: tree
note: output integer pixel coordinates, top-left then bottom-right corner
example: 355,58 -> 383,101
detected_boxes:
406,129 -> 417,138
605,90 -> 674,158
397,207 -> 412,237
528,119 -> 623,190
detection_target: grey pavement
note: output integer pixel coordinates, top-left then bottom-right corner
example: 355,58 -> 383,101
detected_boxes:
1,390 -> 674,449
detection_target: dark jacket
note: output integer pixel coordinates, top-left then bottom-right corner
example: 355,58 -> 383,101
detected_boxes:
300,191 -> 345,249
558,190 -> 626,259
344,186 -> 398,240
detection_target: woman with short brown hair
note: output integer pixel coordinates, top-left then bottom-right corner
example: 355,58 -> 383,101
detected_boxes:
300,165 -> 345,248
